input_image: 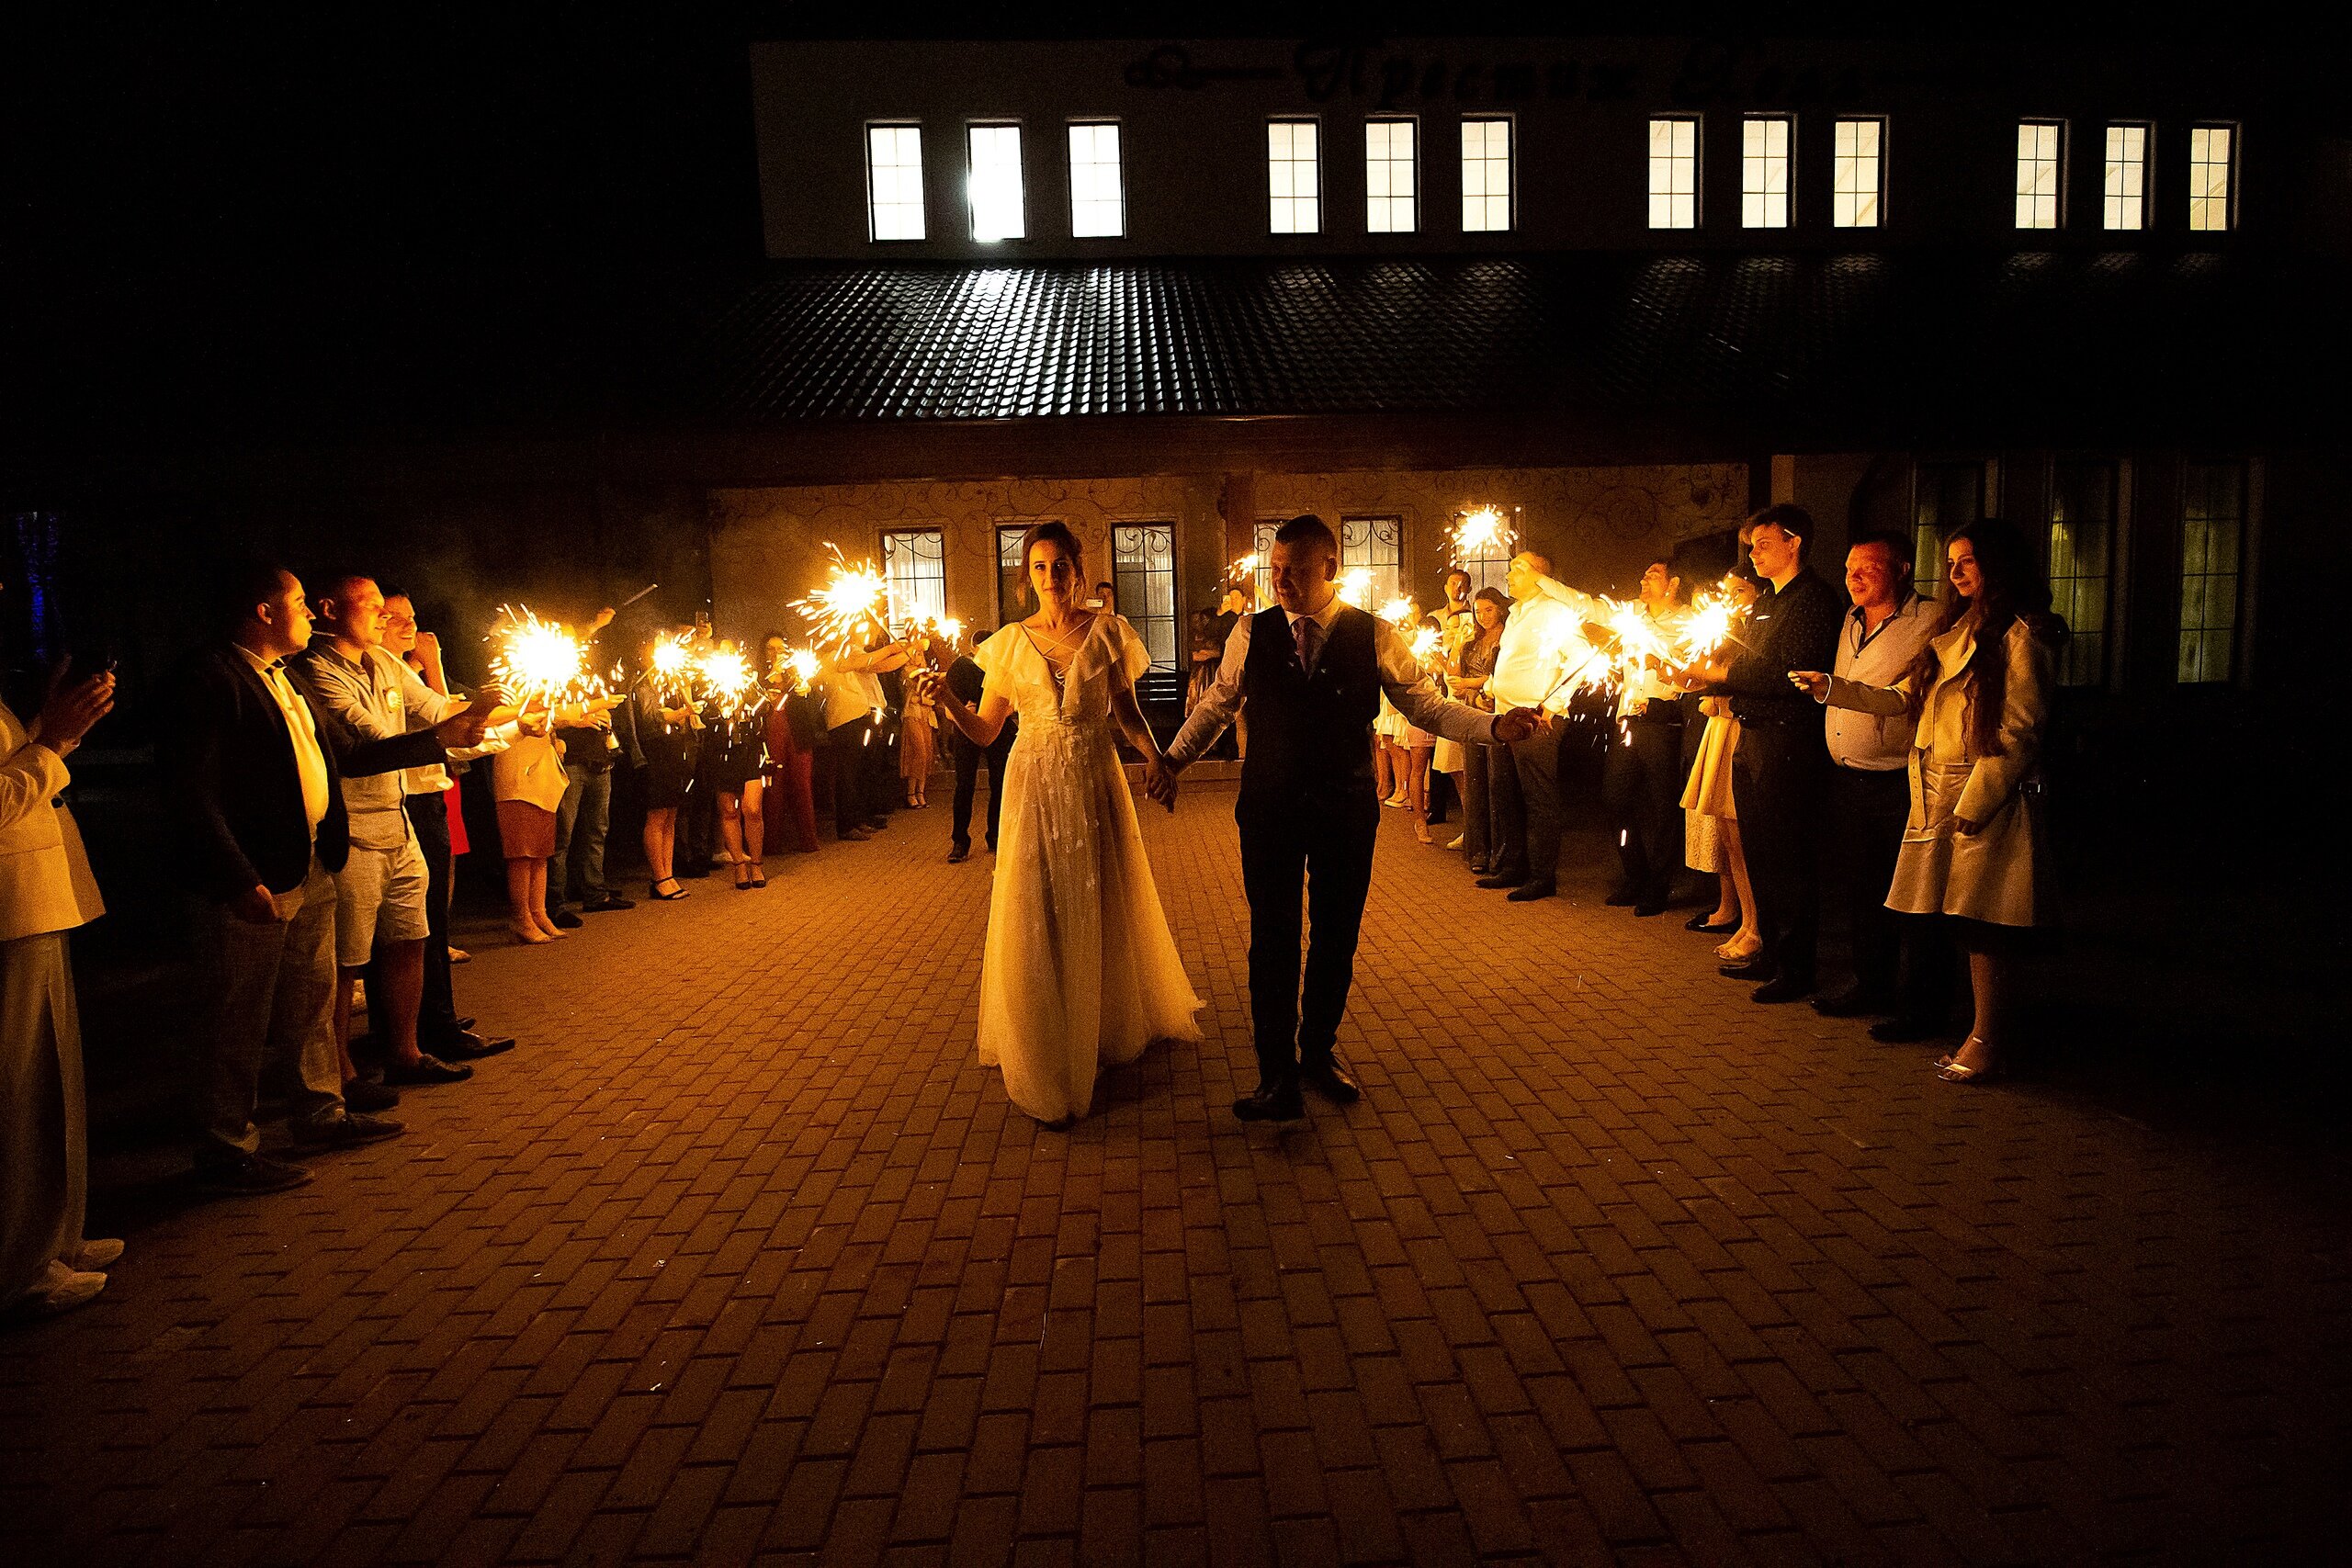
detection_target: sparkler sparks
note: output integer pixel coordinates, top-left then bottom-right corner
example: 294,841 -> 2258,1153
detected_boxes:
1335,568 -> 1373,607
489,606 -> 604,712
1447,506 -> 1518,568
1408,623 -> 1442,662
697,646 -> 763,722
792,546 -> 889,650
1377,596 -> 1417,626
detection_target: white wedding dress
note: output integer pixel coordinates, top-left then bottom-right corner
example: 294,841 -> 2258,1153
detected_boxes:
973,615 -> 1202,1122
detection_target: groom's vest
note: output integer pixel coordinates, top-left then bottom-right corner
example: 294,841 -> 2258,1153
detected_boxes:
1239,604 -> 1382,807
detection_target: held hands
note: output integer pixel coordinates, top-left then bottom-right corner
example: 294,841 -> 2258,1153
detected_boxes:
33,658 -> 117,758
1141,755 -> 1179,810
1490,707 -> 1540,745
1787,671 -> 1830,702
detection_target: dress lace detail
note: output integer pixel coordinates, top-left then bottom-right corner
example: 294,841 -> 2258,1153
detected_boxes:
973,616 -> 1202,1122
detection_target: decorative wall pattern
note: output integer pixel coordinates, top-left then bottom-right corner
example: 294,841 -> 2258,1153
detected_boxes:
710,462 -> 1746,638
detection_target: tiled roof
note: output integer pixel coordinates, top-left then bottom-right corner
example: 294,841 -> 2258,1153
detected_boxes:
667,249 -> 2299,435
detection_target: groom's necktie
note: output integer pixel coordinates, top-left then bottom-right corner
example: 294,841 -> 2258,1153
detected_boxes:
1292,615 -> 1321,676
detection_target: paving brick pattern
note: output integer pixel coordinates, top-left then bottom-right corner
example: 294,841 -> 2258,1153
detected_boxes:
4,792 -> 2347,1565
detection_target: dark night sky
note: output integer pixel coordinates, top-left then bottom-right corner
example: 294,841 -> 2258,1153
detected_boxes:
0,4 -> 2314,448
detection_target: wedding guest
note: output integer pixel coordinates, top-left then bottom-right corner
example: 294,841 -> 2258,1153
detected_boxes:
1702,507 -> 1841,1000
1398,614 -> 1441,845
699,642 -> 768,889
1427,570 -> 1474,830
1812,532 -> 1939,1021
821,620 -> 904,841
1210,581 -> 1252,760
759,633 -> 820,856
899,626 -> 939,808
1483,553 -> 1600,901
492,711 -> 570,942
1094,581 -> 1119,616
1452,588 -> 1507,874
1794,519 -> 2065,1081
376,592 -> 513,1063
1599,559 -> 1693,917
1,601 -> 118,1318
944,626 -> 1012,863
550,605 -> 630,920
290,574 -> 499,1088
1680,569 -> 1764,961
630,637 -> 701,897
1185,609 -> 1221,714
162,562 -> 462,1192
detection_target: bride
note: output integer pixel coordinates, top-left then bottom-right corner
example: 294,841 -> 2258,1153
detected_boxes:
912,522 -> 1202,1126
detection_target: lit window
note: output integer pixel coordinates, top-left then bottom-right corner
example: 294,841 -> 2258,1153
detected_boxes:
1341,516 -> 1403,604
967,123 -> 1025,242
2178,462 -> 2244,683
2016,120 -> 2064,230
1253,521 -> 1279,607
2046,462 -> 2116,686
2103,123 -> 2149,231
1366,118 -> 1418,232
997,525 -> 1030,623
1268,119 -> 1321,234
1742,115 -> 1792,229
1461,117 -> 1513,232
1112,524 -> 1179,671
1649,117 -> 1700,230
865,124 -> 926,242
1832,118 -> 1883,228
1913,461 -> 1984,601
882,530 -> 947,627
2189,125 -> 2235,231
1068,121 -> 1125,238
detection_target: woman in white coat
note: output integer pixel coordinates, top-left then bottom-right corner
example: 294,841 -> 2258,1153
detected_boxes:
1793,519 -> 2065,1083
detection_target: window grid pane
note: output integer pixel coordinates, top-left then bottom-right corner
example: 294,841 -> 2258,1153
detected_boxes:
1067,121 -> 1125,239
2103,124 -> 2147,231
997,525 -> 1030,625
1913,462 -> 1985,601
2017,120 -> 2062,230
866,125 -> 926,242
2177,462 -> 2243,683
2047,462 -> 2115,686
1365,118 -> 1418,232
1112,524 -> 1180,672
1340,516 -> 1404,606
882,531 -> 948,628
1461,116 -> 1512,232
1253,522 -> 1279,608
1742,116 -> 1792,229
1649,117 -> 1699,229
967,123 -> 1026,242
2189,126 -> 2234,231
1268,120 -> 1321,234
1832,118 -> 1883,228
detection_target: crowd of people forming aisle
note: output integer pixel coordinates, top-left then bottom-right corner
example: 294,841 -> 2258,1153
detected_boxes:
1,499 -> 2066,1317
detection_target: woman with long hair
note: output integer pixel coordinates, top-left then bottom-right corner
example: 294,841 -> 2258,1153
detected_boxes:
913,522 -> 1201,1126
1794,518 -> 2065,1082
1681,568 -> 1765,960
1453,588 -> 1509,874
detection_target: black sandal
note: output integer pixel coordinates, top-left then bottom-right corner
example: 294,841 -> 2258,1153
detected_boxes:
650,878 -> 688,900
1686,913 -> 1739,933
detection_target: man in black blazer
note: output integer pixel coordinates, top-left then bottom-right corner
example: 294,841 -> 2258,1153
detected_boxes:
158,561 -> 486,1192
1709,507 -> 1845,1003
943,627 -> 1012,863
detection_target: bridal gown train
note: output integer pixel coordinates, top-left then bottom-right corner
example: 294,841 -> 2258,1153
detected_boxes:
974,615 -> 1202,1122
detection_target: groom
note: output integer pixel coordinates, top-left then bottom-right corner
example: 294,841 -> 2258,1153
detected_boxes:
1148,515 -> 1535,1122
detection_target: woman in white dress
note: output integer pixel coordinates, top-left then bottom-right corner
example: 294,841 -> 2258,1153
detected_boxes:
915,523 -> 1202,1126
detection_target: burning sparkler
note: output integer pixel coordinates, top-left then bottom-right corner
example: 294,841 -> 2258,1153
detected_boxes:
489,605 -> 605,713
1408,623 -> 1442,663
696,644 -> 764,723
1335,567 -> 1373,607
1447,506 -> 1518,569
1377,596 -> 1417,626
792,546 -> 889,650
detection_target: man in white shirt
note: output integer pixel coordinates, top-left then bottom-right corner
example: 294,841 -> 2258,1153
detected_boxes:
821,621 -> 910,841
1807,531 -> 1943,1025
1481,553 -> 1599,902
1598,560 -> 1696,917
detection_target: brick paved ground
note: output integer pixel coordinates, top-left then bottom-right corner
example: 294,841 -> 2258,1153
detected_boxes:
4,788 -> 2348,1565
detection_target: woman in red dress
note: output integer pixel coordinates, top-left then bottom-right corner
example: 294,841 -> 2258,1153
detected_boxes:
760,633 -> 820,855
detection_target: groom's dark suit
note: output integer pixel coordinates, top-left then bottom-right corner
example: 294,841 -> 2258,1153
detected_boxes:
1168,599 -> 1498,1100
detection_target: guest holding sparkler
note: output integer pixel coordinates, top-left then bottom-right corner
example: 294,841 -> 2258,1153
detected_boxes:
1452,588 -> 1508,874
1598,559 -> 1695,918
1699,506 -> 1843,1002
820,618 -> 909,841
1792,519 -> 2064,1081
1681,568 -> 1765,961
631,632 -> 701,897
1428,570 -> 1475,833
492,711 -> 568,942
697,640 -> 769,889
550,605 -> 631,922
912,523 -> 1199,1126
1484,553 -> 1600,902
759,633 -> 821,856
899,625 -> 940,808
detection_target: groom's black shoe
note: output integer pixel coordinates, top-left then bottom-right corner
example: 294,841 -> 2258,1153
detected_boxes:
1505,880 -> 1556,902
1476,871 -> 1527,890
1233,1082 -> 1305,1122
947,842 -> 969,863
1300,1059 -> 1361,1106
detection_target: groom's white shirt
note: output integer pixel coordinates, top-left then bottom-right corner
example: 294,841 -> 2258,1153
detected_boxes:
1164,593 -> 1497,769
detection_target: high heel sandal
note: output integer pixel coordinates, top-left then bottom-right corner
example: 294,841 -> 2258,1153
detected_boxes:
1935,1037 -> 2000,1083
650,878 -> 688,900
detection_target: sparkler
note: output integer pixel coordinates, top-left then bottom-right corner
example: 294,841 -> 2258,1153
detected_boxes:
1335,567 -> 1373,607
792,545 -> 889,650
488,605 -> 604,713
1377,596 -> 1417,626
1447,506 -> 1518,569
786,648 -> 820,692
696,645 -> 764,723
1408,623 -> 1442,663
